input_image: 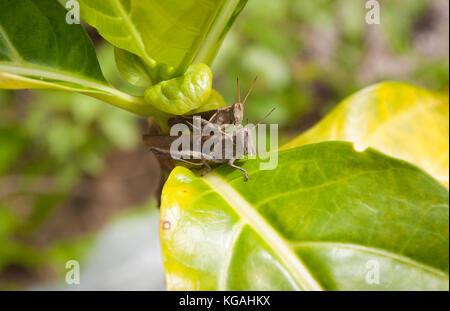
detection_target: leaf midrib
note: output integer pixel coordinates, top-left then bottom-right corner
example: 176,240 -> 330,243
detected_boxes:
0,63 -> 150,113
203,173 -> 324,291
291,241 -> 449,279
217,221 -> 245,290
0,62 -> 116,94
109,0 -> 156,67
0,24 -> 24,63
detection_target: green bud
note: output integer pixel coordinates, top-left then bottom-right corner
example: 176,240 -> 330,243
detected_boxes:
144,64 -> 212,115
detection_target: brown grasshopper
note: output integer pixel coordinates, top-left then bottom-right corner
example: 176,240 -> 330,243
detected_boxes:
143,78 -> 274,182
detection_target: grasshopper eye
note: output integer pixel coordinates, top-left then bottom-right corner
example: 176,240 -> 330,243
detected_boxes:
144,64 -> 213,115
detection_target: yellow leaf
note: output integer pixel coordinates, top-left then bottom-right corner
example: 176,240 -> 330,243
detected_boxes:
282,82 -> 449,187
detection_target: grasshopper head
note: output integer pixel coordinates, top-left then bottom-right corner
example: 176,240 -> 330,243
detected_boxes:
233,102 -> 244,125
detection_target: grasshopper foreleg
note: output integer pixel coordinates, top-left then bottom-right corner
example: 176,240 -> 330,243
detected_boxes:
228,159 -> 249,182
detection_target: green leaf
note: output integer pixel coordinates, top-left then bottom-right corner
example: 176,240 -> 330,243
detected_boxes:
114,48 -> 152,88
0,0 -> 105,82
160,142 -> 449,291
0,0 -> 154,116
79,0 -> 247,80
283,82 -> 449,187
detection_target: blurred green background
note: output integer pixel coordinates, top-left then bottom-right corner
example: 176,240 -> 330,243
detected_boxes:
0,0 -> 448,289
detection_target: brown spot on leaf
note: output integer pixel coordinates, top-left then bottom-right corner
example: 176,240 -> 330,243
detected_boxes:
162,220 -> 171,231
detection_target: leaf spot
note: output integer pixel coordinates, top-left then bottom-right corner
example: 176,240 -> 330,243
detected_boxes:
162,220 -> 171,231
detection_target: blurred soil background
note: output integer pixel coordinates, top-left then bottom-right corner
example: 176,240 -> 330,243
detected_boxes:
0,0 -> 448,290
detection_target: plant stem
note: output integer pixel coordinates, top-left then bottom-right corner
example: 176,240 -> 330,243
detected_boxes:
194,0 -> 247,66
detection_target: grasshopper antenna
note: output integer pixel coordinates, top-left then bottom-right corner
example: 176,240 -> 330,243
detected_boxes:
242,76 -> 258,106
256,107 -> 276,125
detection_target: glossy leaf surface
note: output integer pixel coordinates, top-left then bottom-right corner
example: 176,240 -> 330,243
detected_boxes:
114,47 -> 153,88
79,0 -> 225,78
283,82 -> 449,187
0,0 -> 152,115
160,142 -> 449,291
144,64 -> 212,115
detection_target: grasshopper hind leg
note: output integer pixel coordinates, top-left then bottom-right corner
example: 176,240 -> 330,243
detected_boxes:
228,159 -> 249,182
